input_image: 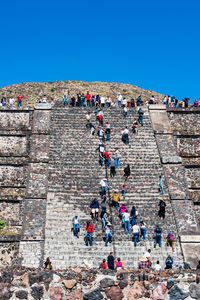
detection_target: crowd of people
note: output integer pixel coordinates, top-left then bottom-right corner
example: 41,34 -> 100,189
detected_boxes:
1,90 -> 200,108
69,92 -> 181,271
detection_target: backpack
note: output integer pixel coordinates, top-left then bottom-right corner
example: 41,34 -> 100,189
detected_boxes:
156,227 -> 162,234
166,258 -> 172,266
160,201 -> 166,210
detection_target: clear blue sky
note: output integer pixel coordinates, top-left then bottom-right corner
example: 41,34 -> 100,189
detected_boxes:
1,0 -> 200,100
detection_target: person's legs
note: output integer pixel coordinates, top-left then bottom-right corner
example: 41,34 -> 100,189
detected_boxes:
118,100 -> 121,108
115,157 -> 119,168
95,208 -> 99,219
88,233 -> 92,246
105,233 -> 109,246
158,234 -> 161,247
91,209 -> 95,219
124,221 -> 128,233
127,221 -> 130,233
134,233 -> 137,247
115,202 -> 118,211
160,184 -> 165,195
154,236 -> 157,248
102,218 -> 105,231
142,228 -> 146,240
85,233 -> 89,245
172,241 -> 175,252
106,134 -> 110,141
122,190 -> 126,199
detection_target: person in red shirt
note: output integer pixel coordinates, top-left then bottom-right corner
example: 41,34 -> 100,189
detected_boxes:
194,99 -> 198,107
85,221 -> 93,246
17,94 -> 23,108
85,92 -> 91,107
99,259 -> 107,269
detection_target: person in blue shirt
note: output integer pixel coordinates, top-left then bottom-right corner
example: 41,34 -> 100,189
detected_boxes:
90,198 -> 100,220
154,225 -> 162,248
110,159 -> 116,177
165,255 -> 173,269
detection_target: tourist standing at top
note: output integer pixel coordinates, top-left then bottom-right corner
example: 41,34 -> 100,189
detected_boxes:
17,94 -> 23,108
117,93 -> 122,107
85,92 -> 91,107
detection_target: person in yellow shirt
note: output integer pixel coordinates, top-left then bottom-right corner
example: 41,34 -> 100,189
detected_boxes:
110,191 -> 120,211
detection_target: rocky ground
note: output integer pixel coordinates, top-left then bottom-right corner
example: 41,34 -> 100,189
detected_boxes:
0,81 -> 164,107
0,265 -> 199,300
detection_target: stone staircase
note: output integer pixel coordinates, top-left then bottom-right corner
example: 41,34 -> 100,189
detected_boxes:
44,106 -> 183,269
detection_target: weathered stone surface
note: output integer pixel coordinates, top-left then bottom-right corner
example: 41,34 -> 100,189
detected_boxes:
177,137 -> 200,157
49,286 -> 63,300
34,103 -> 52,110
67,289 -> 82,300
100,278 -> 114,288
0,166 -> 24,187
15,290 -> 28,299
185,168 -> 200,189
128,281 -> 143,299
0,282 -> 12,300
189,284 -> 200,299
167,280 -> 175,289
29,135 -> 50,162
63,279 -> 76,289
26,163 -> 48,198
32,110 -> 50,133
106,286 -> 123,300
0,136 -> 27,156
168,285 -> 188,300
21,199 -> 46,240
31,285 -> 44,300
150,110 -> 172,133
83,288 -> 103,300
0,112 -> 29,130
156,134 -> 182,164
119,279 -> 128,289
181,243 -> 200,268
152,284 -> 166,300
164,165 -> 188,199
168,111 -> 200,135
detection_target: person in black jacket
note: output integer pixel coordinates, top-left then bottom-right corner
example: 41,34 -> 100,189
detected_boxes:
107,252 -> 115,270
124,164 -> 131,181
158,198 -> 166,220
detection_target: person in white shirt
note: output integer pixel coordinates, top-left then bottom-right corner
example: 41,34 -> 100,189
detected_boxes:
105,223 -> 112,246
117,93 -> 122,107
133,223 -> 140,247
154,260 -> 161,271
144,249 -> 151,260
9,98 -> 15,105
100,178 -> 107,198
122,97 -> 127,107
123,106 -> 128,118
86,112 -> 91,129
100,96 -> 105,107
122,127 -> 129,144
123,210 -> 131,233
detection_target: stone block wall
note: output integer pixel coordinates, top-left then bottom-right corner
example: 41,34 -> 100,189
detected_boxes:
0,107 -> 51,268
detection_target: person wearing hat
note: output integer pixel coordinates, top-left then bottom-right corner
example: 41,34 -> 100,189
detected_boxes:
138,256 -> 149,269
105,222 -> 112,246
102,210 -> 110,232
72,214 -> 80,238
166,232 -> 175,252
